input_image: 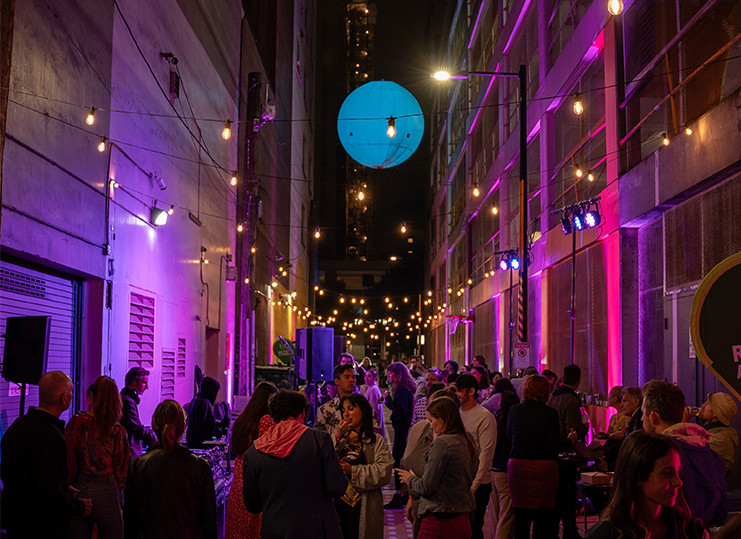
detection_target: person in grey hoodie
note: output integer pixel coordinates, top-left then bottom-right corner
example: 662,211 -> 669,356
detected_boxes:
396,396 -> 478,539
243,390 -> 348,539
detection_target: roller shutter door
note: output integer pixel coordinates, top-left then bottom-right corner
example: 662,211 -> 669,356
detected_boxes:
0,260 -> 79,431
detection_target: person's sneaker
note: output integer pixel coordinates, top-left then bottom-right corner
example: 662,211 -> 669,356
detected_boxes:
383,493 -> 404,510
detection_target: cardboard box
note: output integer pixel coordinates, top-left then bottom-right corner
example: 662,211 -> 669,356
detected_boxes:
581,472 -> 612,485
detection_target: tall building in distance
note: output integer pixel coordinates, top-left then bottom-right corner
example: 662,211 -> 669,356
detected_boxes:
344,2 -> 376,261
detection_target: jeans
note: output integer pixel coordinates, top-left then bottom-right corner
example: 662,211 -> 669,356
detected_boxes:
70,474 -> 124,539
472,482 -> 493,539
392,421 -> 410,490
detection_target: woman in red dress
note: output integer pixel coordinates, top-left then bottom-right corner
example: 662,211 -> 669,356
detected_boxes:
225,382 -> 278,539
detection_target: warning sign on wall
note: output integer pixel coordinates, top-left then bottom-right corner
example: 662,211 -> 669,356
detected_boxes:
514,342 -> 531,370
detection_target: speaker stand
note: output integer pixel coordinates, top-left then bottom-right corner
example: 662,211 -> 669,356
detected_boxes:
19,382 -> 27,416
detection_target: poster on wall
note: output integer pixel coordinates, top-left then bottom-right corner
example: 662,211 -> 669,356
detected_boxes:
690,252 -> 741,401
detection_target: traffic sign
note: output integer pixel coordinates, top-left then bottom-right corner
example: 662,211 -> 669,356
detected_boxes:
513,342 -> 531,370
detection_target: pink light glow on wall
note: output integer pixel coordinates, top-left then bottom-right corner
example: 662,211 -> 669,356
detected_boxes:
604,231 -> 622,389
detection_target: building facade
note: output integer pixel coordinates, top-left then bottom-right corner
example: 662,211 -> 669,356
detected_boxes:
0,0 -> 316,427
427,0 -> 741,423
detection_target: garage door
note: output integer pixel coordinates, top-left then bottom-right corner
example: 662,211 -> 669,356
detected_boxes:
0,260 -> 80,431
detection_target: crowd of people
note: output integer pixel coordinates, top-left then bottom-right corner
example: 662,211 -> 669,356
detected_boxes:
2,354 -> 741,539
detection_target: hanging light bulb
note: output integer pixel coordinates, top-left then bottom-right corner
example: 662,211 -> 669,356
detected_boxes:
663,132 -> 670,146
573,94 -> 584,115
86,107 -> 96,126
401,222 -> 407,234
575,167 -> 583,178
684,124 -> 692,136
587,171 -> 595,182
97,137 -> 107,153
230,172 -> 238,186
251,246 -> 256,253
314,227 -> 321,239
387,116 -> 396,138
358,190 -> 365,200
168,205 -> 175,215
607,0 -> 624,16
472,183 -> 480,197
491,206 -> 499,215
237,223 -> 244,232
222,120 -> 232,140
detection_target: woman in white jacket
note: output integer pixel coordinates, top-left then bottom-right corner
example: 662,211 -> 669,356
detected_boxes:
334,393 -> 394,539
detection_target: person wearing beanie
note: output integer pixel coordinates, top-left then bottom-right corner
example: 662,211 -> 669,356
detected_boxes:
698,392 -> 739,472
186,376 -> 221,448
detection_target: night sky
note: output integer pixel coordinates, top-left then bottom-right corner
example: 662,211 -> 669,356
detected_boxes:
364,0 -> 445,260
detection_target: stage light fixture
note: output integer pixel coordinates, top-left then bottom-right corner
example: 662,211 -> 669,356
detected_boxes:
499,256 -> 509,271
150,206 -> 168,226
561,215 -> 573,235
584,205 -> 602,228
573,208 -> 585,231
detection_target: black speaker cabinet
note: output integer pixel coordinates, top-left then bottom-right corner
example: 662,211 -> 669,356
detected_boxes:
2,316 -> 51,385
296,327 -> 334,382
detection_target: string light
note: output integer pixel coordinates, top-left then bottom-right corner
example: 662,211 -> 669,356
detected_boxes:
575,167 -> 583,179
222,120 -> 232,140
358,190 -> 365,200
684,124 -> 692,136
607,0 -> 624,16
472,183 -> 480,197
491,206 -> 498,215
386,116 -> 396,138
663,132 -> 670,146
230,172 -> 238,186
251,247 -> 256,253
97,137 -> 106,152
314,227 -> 321,239
237,223 -> 243,232
401,222 -> 407,234
587,171 -> 595,182
573,94 -> 584,115
86,107 -> 96,126
167,205 -> 175,215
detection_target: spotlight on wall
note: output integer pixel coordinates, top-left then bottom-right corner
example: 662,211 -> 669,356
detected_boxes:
150,205 -> 168,226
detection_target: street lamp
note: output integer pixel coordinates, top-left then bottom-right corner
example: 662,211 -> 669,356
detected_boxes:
433,66 -> 529,343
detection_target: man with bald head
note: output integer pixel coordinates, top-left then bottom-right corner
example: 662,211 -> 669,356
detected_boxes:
1,371 -> 92,538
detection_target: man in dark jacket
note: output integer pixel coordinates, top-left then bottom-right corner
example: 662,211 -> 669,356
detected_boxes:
1,371 -> 92,538
642,380 -> 728,527
121,366 -> 156,458
243,390 -> 347,539
547,364 -> 586,539
186,376 -> 220,448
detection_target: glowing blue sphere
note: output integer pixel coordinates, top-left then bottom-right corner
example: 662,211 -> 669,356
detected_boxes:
337,81 -> 424,169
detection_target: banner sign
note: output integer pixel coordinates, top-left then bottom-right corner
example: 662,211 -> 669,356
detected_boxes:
690,252 -> 741,401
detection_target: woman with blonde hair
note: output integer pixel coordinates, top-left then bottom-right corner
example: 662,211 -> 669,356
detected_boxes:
66,375 -> 130,539
124,400 -> 217,539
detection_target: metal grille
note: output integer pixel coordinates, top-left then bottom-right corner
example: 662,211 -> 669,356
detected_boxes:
638,217 -> 665,385
129,291 -> 155,370
665,197 -> 703,291
472,300 -> 496,371
0,269 -> 46,298
161,349 -> 175,400
177,337 -> 186,378
702,175 -> 741,274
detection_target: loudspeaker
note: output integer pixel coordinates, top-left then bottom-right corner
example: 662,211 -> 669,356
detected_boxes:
333,336 -> 346,366
2,316 -> 51,385
296,327 -> 335,382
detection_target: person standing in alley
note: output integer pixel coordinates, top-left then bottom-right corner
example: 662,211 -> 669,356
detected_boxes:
120,367 -> 156,458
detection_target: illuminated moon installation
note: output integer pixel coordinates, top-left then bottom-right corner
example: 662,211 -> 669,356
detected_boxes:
337,81 -> 424,169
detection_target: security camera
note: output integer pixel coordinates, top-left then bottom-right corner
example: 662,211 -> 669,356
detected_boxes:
153,173 -> 167,191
